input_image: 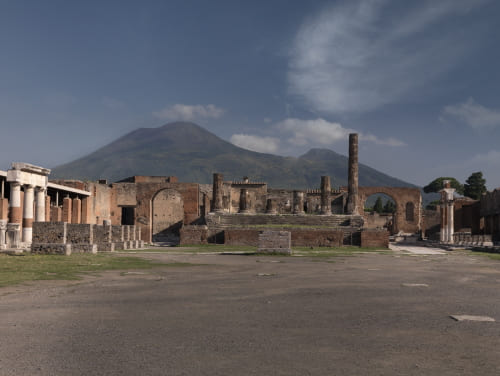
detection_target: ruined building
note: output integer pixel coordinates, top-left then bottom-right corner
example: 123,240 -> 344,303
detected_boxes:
0,134 -> 428,251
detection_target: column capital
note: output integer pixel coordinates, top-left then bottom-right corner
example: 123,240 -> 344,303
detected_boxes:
23,184 -> 35,190
35,186 -> 46,193
10,181 -> 21,188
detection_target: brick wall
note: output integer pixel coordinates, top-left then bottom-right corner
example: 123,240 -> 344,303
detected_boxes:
360,229 -> 389,248
179,225 -> 208,245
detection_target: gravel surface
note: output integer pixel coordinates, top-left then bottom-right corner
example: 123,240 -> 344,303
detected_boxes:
1,248 -> 500,375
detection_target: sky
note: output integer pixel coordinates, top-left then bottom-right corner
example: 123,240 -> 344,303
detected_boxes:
1,0 -> 500,189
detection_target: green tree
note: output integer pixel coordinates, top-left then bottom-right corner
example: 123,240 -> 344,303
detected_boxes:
464,171 -> 487,200
383,200 -> 396,213
423,177 -> 464,195
373,197 -> 383,213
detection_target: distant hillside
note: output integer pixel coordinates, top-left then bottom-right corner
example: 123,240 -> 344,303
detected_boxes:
51,122 -> 416,189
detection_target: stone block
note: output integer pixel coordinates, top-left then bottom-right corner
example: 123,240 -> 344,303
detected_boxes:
31,243 -> 71,255
98,243 -> 115,252
258,230 -> 292,255
71,244 -> 98,254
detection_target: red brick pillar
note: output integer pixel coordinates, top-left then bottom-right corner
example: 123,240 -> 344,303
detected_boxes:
51,206 -> 62,222
8,182 -> 22,224
72,197 -> 81,224
62,196 -> 72,223
45,196 -> 51,221
81,197 -> 91,224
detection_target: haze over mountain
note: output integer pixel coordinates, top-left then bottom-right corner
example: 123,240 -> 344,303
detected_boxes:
51,122 -> 416,189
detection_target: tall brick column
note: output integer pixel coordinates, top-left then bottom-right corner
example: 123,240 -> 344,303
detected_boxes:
62,196 -> 72,223
266,198 -> 277,214
320,176 -> 332,215
212,173 -> 224,213
45,195 -> 51,221
22,185 -> 34,243
9,182 -> 22,225
35,187 -> 46,222
346,133 -> 359,215
72,197 -> 82,224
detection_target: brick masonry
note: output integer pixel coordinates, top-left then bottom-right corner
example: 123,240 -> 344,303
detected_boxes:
360,229 -> 389,248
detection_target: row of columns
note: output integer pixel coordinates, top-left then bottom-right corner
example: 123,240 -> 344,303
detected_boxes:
8,183 -> 47,244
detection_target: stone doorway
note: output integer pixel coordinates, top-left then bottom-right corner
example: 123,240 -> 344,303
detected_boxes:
151,189 -> 184,244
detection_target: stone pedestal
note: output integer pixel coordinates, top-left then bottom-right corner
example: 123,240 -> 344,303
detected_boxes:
258,231 -> 292,255
0,220 -> 7,250
7,223 -> 21,249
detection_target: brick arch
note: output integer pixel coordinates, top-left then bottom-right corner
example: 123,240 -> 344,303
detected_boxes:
358,187 -> 422,234
151,188 -> 184,243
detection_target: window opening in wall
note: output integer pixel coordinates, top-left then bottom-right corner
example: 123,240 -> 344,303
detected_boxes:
121,206 -> 135,225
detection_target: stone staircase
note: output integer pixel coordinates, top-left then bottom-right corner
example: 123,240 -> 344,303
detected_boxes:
206,213 -> 364,229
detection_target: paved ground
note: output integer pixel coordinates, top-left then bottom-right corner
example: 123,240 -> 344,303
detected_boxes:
1,246 -> 500,375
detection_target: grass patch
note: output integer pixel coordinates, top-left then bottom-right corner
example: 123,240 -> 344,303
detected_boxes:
0,253 -> 168,288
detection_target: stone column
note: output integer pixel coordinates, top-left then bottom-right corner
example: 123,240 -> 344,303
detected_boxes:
439,201 -> 445,243
212,173 -> 224,213
0,219 -> 7,249
320,176 -> 332,215
35,187 -> 46,222
22,185 -> 34,243
239,189 -> 250,214
346,133 -> 359,215
448,201 -> 454,243
293,191 -> 305,215
266,198 -> 277,214
9,182 -> 22,224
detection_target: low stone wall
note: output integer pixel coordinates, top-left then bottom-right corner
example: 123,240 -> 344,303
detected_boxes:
179,225 -> 208,245
32,222 -> 67,244
453,233 -> 493,246
224,228 -> 353,247
258,231 -> 292,255
67,224 -> 93,244
360,229 -> 389,248
31,222 -> 144,255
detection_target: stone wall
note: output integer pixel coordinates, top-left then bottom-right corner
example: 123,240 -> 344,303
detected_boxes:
32,222 -> 67,244
360,229 -> 389,248
179,225 -> 208,245
224,228 -> 352,247
32,222 -> 144,254
66,223 -> 93,244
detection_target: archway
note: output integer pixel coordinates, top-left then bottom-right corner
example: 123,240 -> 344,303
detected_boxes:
151,188 -> 184,244
362,193 -> 397,234
358,187 -> 422,234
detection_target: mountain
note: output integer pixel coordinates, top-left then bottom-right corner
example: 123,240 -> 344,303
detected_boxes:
50,122 -> 416,189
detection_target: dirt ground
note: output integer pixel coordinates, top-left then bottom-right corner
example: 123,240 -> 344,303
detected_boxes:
1,247 -> 500,375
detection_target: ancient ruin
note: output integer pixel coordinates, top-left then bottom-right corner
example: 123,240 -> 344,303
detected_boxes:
2,132 -> 499,254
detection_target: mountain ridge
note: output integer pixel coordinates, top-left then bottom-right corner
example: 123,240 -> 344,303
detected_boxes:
51,122 -> 417,189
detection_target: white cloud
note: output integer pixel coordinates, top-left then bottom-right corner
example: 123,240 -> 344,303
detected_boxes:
441,98 -> 500,128
275,118 -> 405,147
276,118 -> 352,146
153,104 -> 225,122
230,134 -> 280,154
288,0 -> 488,114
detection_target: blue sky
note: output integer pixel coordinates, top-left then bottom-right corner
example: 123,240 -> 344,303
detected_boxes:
1,0 -> 500,188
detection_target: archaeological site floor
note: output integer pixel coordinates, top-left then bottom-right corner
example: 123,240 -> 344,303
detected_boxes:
1,247 -> 500,375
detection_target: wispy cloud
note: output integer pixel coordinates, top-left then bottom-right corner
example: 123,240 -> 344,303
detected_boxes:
153,104 -> 224,122
230,134 -> 280,154
441,98 -> 500,128
288,0 -> 488,114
